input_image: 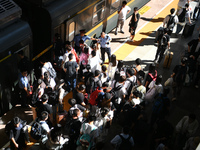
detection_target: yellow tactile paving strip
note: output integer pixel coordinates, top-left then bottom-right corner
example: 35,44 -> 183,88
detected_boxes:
113,0 -> 178,60
139,5 -> 151,15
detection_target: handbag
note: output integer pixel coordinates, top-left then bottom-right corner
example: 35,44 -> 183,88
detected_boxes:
164,77 -> 173,86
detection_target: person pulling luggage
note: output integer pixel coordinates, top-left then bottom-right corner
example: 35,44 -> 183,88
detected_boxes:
154,28 -> 170,66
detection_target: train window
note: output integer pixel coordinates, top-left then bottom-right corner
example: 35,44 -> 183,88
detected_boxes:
92,0 -> 106,26
68,22 -> 75,41
110,0 -> 120,14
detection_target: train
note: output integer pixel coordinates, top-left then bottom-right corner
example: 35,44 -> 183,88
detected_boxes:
0,0 -> 150,116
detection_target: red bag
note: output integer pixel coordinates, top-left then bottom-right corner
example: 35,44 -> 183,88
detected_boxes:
89,87 -> 103,105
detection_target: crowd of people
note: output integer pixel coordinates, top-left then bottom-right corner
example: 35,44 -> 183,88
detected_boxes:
4,0 -> 200,150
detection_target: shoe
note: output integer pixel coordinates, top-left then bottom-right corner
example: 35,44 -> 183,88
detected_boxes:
195,85 -> 199,89
120,31 -> 124,34
172,97 -> 177,101
115,31 -> 117,35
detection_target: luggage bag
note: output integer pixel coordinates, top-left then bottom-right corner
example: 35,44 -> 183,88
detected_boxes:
182,22 -> 196,37
163,51 -> 173,68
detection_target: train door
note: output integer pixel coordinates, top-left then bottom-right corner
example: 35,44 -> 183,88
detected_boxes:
66,20 -> 76,42
54,24 -> 65,42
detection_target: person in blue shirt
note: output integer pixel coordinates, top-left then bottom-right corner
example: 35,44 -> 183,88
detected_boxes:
18,69 -> 30,107
72,29 -> 95,55
97,32 -> 112,64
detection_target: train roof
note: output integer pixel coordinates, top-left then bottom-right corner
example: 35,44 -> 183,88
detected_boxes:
0,0 -> 22,29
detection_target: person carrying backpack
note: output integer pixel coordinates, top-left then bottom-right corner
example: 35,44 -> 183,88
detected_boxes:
175,3 -> 191,36
111,126 -> 134,150
171,57 -> 188,101
163,8 -> 179,35
154,28 -> 170,65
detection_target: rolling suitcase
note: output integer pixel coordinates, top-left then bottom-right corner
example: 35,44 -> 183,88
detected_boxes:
182,21 -> 196,38
155,27 -> 164,43
163,51 -> 173,68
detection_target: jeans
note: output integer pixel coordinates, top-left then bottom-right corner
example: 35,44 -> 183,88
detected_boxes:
101,47 -> 111,63
176,23 -> 184,34
155,46 -> 166,63
115,19 -> 125,32
66,76 -> 76,92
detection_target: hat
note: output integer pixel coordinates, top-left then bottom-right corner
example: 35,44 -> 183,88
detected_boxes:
80,29 -> 86,33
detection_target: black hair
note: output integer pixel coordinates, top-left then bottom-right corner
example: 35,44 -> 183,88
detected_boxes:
91,50 -> 96,57
132,90 -> 142,98
104,92 -> 111,100
65,41 -> 71,46
119,75 -> 126,82
84,47 -> 89,54
41,94 -> 49,102
92,44 -> 96,50
102,82 -> 109,88
68,53 -> 73,60
127,68 -> 135,76
102,65 -> 107,78
95,70 -> 101,77
68,98 -> 76,106
40,111 -> 48,120
13,117 -> 20,125
185,3 -> 189,8
170,8 -> 175,14
50,124 -> 62,143
181,57 -> 187,64
100,107 -> 109,118
44,72 -> 50,79
149,63 -> 156,74
164,28 -> 169,34
66,45 -> 72,51
189,113 -> 196,120
110,54 -> 117,66
114,71 -> 120,82
79,40 -> 84,44
86,64 -> 91,70
73,109 -> 80,117
155,74 -> 162,85
122,1 -> 127,5
20,68 -> 28,73
117,60 -> 123,71
134,7 -> 138,11
88,115 -> 96,122
135,58 -> 141,65
137,76 -> 144,85
123,126 -> 130,134
77,84 -> 86,91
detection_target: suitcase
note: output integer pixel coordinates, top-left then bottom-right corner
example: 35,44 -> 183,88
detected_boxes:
182,22 -> 196,38
163,51 -> 173,68
155,27 -> 164,43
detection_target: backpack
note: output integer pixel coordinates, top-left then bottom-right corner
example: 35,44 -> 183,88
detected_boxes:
159,34 -> 168,47
118,134 -> 132,150
43,62 -> 57,79
89,87 -> 103,105
167,15 -> 175,28
86,76 -> 99,94
110,81 -> 123,103
5,121 -> 13,136
126,78 -> 136,98
178,8 -> 186,23
30,119 -> 45,140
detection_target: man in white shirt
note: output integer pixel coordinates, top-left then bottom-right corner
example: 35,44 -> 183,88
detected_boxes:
163,8 -> 179,35
115,1 -> 131,35
88,50 -> 102,73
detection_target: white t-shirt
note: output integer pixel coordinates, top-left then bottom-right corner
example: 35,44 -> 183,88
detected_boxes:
118,5 -> 131,20
41,62 -> 53,77
88,56 -> 102,73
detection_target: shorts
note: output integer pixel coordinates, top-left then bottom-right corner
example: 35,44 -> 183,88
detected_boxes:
129,26 -> 136,35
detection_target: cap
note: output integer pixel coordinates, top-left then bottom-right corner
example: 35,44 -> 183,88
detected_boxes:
80,29 -> 86,33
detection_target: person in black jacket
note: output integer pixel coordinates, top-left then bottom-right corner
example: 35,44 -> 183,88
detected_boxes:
188,34 -> 200,56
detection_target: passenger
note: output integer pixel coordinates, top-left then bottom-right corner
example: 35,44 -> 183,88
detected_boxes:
187,34 -> 200,56
154,28 -> 170,65
134,58 -> 143,73
171,57 -> 187,101
163,8 -> 179,36
18,69 -> 30,107
107,54 -> 118,80
40,57 -> 56,79
144,63 -> 157,91
72,29 -> 95,55
99,65 -> 110,84
38,111 -> 50,140
5,117 -> 28,150
97,32 -> 112,64
177,0 -> 189,13
64,53 -> 78,92
45,124 -> 68,150
73,84 -> 87,107
79,44 -> 89,65
110,126 -> 134,150
175,3 -> 191,36
43,72 -> 56,90
115,0 -> 131,35
88,50 -> 102,73
131,76 -> 146,99
128,7 -> 140,42
61,43 -> 76,69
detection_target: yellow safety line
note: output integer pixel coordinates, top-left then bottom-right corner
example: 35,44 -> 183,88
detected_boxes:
0,54 -> 11,63
113,0 -> 178,60
32,45 -> 53,61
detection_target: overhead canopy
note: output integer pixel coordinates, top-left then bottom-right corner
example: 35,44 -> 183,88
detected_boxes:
0,20 -> 32,59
